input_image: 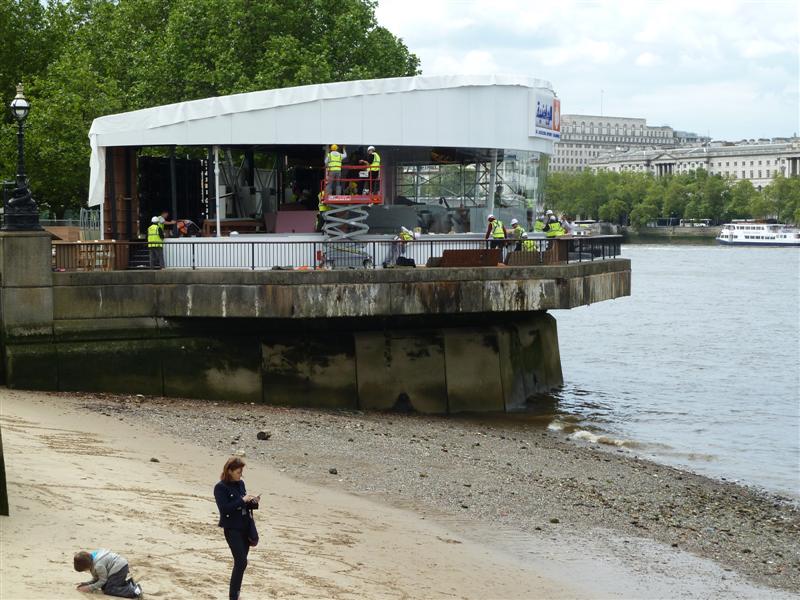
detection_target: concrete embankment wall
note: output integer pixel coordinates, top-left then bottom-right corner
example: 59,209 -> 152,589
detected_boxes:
623,226 -> 719,243
0,232 -> 630,413
36,313 -> 559,413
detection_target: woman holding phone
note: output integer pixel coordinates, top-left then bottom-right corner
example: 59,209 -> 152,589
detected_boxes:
214,457 -> 260,600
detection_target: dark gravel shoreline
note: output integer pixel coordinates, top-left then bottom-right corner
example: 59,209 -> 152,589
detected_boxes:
66,392 -> 800,593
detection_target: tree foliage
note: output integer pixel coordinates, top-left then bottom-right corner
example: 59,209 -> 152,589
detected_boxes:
0,0 -> 420,216
545,169 -> 800,226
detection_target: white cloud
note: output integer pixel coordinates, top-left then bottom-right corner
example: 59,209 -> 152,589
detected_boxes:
428,51 -> 500,75
375,0 -> 800,139
529,39 -> 627,67
635,52 -> 662,67
740,39 -> 792,59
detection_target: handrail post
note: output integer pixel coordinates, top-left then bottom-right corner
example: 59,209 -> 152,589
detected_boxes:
251,242 -> 255,270
191,241 -> 196,270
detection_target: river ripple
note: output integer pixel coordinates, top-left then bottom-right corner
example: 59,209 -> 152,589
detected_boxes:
549,243 -> 799,498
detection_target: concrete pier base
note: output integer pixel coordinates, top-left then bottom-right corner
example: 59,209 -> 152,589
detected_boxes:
42,313 -> 561,413
0,235 -> 629,412
3,311 -> 563,413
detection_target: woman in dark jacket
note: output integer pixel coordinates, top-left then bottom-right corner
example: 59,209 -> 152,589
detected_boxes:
214,457 -> 260,600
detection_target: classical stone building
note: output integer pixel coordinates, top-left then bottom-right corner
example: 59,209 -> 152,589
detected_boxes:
587,139 -> 800,190
551,114 -> 689,172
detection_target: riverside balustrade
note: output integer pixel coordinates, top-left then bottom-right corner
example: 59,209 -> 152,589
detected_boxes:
52,236 -> 622,272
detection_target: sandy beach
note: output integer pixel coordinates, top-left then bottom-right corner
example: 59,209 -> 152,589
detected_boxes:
1,388 -> 797,599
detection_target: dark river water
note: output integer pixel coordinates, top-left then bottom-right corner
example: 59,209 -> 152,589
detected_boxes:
550,243 -> 799,498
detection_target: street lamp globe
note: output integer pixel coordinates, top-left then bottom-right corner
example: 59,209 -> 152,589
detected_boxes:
9,84 -> 30,122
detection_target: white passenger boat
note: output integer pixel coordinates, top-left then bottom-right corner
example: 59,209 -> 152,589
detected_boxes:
716,222 -> 800,246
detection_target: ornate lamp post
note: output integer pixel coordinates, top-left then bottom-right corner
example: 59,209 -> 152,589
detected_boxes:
3,83 -> 41,231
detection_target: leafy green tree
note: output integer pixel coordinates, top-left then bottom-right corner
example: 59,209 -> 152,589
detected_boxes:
725,179 -> 756,220
662,179 -> 691,219
748,190 -> 776,220
764,173 -> 800,224
25,48 -> 125,217
145,0 -> 419,103
629,199 -> 660,228
0,0 -> 74,188
0,0 -> 66,104
543,168 -> 799,226
598,198 -> 627,223
700,175 -> 728,223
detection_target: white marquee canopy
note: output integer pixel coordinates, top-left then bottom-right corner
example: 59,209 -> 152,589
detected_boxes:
88,74 -> 558,207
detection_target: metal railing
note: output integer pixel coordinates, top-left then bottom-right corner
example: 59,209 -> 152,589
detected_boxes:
52,241 -> 150,271
51,236 -> 622,272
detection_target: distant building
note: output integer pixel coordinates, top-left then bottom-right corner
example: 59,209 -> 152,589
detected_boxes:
588,138 -> 800,190
551,114 -> 706,172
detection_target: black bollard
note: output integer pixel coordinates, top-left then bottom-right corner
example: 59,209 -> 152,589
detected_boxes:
0,426 -> 8,516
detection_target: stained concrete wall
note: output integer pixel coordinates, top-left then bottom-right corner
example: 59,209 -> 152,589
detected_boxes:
0,232 -> 57,389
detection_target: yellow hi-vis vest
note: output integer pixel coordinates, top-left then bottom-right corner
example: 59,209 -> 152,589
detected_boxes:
399,229 -> 414,241
327,151 -> 342,171
534,219 -> 545,232
546,222 -> 566,237
147,224 -> 164,248
491,220 -> 506,239
318,192 -> 330,212
522,239 -> 535,251
369,151 -> 381,172
511,224 -> 526,239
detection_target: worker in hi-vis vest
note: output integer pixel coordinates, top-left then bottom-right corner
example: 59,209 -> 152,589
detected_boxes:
509,218 -> 526,251
545,216 -> 566,237
359,146 -> 381,195
316,191 -> 330,232
485,214 -> 507,249
521,233 -> 536,252
147,216 -> 165,269
384,226 -> 415,268
325,144 -> 347,196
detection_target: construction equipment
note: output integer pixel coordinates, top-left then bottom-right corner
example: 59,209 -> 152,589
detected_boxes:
319,164 -> 383,268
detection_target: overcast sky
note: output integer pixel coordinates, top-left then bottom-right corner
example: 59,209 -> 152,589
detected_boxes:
375,0 -> 799,141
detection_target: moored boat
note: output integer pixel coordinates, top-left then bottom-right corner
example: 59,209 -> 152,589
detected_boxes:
716,222 -> 800,246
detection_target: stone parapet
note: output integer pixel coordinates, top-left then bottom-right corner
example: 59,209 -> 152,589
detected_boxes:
51,260 -> 631,321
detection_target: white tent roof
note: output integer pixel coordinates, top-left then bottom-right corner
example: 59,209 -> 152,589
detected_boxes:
88,74 -> 558,206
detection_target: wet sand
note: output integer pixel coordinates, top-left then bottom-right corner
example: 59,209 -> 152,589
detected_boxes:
1,389 -> 797,599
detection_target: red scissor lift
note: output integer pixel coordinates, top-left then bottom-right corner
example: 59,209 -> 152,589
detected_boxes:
319,164 -> 383,268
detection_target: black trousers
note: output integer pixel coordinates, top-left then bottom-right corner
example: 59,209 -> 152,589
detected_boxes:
102,565 -> 138,598
224,528 -> 250,600
368,172 -> 380,194
148,247 -> 164,269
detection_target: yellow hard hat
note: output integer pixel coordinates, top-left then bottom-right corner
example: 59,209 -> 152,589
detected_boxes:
330,144 -> 338,151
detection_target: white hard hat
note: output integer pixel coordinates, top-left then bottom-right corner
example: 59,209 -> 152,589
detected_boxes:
546,209 -> 554,215
487,214 -> 495,221
367,145 -> 375,152
158,216 -> 165,223
510,218 -> 519,225
151,216 -> 159,223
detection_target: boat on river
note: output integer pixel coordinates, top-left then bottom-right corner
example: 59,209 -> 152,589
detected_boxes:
716,222 -> 800,246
